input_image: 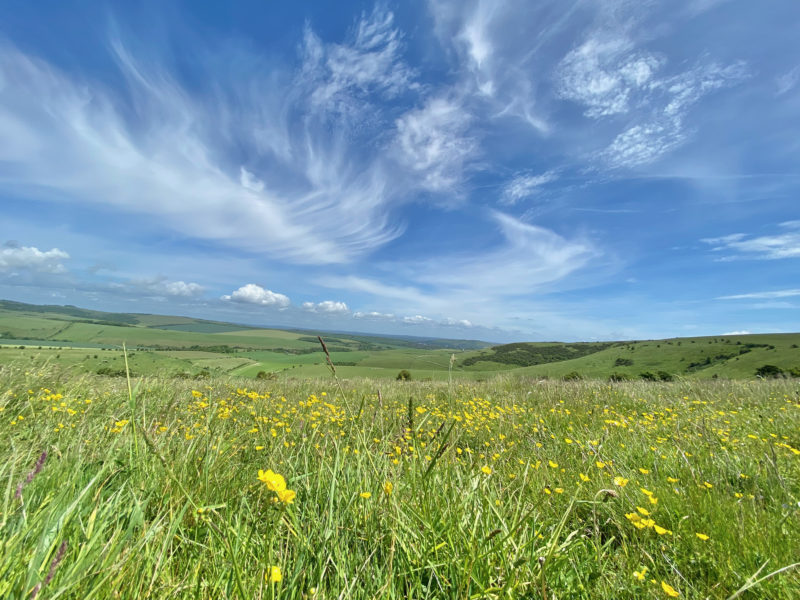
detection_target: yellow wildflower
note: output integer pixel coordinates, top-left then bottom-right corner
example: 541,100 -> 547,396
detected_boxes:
661,581 -> 679,597
654,524 -> 671,535
258,469 -> 287,492
267,566 -> 282,583
276,489 -> 296,504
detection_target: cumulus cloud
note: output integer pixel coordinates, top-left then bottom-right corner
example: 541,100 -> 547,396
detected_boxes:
222,284 -> 290,307
128,276 -> 204,297
702,222 -> 800,260
0,243 -> 69,273
402,315 -> 434,324
302,300 -> 349,314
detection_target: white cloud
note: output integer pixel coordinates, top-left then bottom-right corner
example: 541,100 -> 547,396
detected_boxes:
353,311 -> 395,319
394,96 -> 476,193
0,243 -> 69,273
603,122 -> 685,169
321,211 -> 597,331
302,300 -> 349,314
239,167 -> 264,193
301,7 -> 415,116
716,289 -> 800,300
721,330 -> 751,336
443,317 -> 473,327
403,315 -> 434,324
776,66 -> 800,95
427,0 -> 556,133
222,284 -> 290,307
556,35 -> 662,118
702,222 -> 800,260
319,276 -> 432,306
601,61 -> 748,168
0,24 -> 411,265
135,277 -> 204,297
501,171 -> 557,205
413,211 -> 596,293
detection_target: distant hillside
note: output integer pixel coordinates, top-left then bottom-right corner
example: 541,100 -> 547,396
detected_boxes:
1,299 -> 798,381
457,334 -> 800,381
0,299 -> 490,351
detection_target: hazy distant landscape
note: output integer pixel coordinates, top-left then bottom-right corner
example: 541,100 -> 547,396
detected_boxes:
2,300 -> 799,382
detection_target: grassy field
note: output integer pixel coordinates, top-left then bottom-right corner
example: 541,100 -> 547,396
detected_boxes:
1,361 -> 798,599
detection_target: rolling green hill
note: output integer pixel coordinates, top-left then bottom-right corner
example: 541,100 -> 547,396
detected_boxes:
1,299 -> 798,381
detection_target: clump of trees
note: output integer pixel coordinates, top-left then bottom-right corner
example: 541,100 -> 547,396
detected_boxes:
614,358 -> 634,367
396,370 -> 412,381
639,371 -> 674,382
755,364 -> 800,379
462,342 -> 612,368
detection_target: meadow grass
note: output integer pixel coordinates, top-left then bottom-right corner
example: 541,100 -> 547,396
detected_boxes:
1,362 -> 799,599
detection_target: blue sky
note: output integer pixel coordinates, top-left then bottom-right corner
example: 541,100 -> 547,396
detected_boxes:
1,0 -> 798,342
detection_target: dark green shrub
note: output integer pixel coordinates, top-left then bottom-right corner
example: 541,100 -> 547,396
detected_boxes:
608,372 -> 632,382
755,365 -> 784,379
396,369 -> 412,381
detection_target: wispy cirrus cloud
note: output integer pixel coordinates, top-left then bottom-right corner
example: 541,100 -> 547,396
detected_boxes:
0,7 -> 422,265
321,211 -> 596,328
556,35 -> 663,118
501,171 -> 557,205
716,289 -> 800,300
300,6 -> 416,117
393,96 -> 476,194
703,222 -> 800,260
601,61 -> 748,168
